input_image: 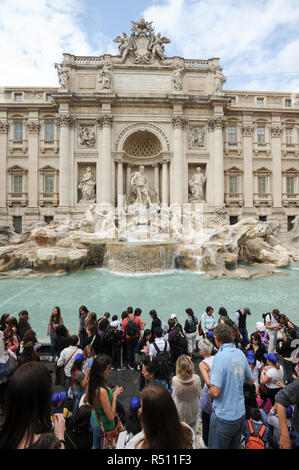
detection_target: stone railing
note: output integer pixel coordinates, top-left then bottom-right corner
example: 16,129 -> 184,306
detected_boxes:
39,192 -> 59,207
74,57 -> 102,66
7,192 -> 28,206
253,193 -> 273,207
183,59 -> 210,68
225,192 -> 244,207
282,193 -> 299,207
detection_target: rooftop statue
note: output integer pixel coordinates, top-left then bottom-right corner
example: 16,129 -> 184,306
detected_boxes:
113,17 -> 171,64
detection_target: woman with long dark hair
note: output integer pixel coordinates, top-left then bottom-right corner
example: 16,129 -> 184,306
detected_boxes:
0,362 -> 65,449
47,306 -> 63,361
87,354 -> 123,449
78,305 -> 89,348
125,384 -> 195,449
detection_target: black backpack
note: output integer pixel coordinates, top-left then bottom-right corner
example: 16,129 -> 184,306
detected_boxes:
103,326 -> 114,343
173,330 -> 188,355
153,340 -> 170,363
126,317 -> 138,337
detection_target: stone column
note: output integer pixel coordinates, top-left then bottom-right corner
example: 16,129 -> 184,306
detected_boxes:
271,124 -> 282,208
162,160 -> 169,206
27,118 -> 40,208
206,119 -> 215,206
211,116 -> 225,207
98,115 -> 113,207
172,116 -> 187,206
242,123 -> 254,208
126,164 -> 131,195
153,163 -> 160,198
58,115 -> 74,208
0,120 -> 9,211
117,159 -> 124,203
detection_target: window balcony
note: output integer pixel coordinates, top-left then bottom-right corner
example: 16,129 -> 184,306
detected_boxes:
39,192 -> 59,206
282,193 -> 299,207
253,193 -> 272,207
7,192 -> 28,206
225,192 -> 244,207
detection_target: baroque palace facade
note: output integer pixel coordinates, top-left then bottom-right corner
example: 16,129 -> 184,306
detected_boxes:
0,17 -> 299,236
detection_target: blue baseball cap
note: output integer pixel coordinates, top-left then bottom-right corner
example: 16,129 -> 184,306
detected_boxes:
51,391 -> 66,406
264,353 -> 278,364
207,330 -> 214,338
247,350 -> 255,364
130,396 -> 140,410
75,353 -> 86,362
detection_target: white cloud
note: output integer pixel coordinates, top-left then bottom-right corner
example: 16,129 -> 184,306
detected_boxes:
142,0 -> 299,91
0,0 -> 101,86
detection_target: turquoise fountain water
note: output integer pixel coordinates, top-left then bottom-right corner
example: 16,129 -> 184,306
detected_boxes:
1,266 -> 299,342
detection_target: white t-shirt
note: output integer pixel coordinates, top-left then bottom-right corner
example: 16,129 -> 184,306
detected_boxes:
265,365 -> 284,389
265,313 -> 279,333
149,338 -> 170,357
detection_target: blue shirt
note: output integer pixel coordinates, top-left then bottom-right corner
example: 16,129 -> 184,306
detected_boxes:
210,343 -> 253,421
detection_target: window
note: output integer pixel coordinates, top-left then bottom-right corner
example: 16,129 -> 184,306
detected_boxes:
228,175 -> 238,194
258,176 -> 267,194
45,122 -> 54,141
14,93 -> 22,102
228,126 -> 237,143
230,97 -> 236,105
14,122 -> 23,141
13,216 -> 22,234
13,175 -> 23,194
259,215 -> 267,222
288,215 -> 296,232
45,216 -> 54,224
229,216 -> 238,225
286,128 -> 293,145
257,126 -> 266,144
257,97 -> 264,106
46,93 -> 52,102
286,176 -> 295,194
285,99 -> 291,108
45,174 -> 54,194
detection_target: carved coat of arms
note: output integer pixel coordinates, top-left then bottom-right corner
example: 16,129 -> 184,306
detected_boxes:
113,17 -> 171,64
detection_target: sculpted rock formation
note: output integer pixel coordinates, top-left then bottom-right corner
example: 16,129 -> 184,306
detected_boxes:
0,209 -> 299,279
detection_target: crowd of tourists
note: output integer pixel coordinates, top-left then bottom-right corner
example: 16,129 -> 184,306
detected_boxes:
0,304 -> 298,450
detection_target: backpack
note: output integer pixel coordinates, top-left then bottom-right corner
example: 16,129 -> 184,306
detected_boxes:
126,316 -> 138,337
245,420 -> 266,449
185,316 -> 198,334
153,340 -> 170,363
173,330 -> 188,355
262,312 -> 271,326
103,326 -> 114,343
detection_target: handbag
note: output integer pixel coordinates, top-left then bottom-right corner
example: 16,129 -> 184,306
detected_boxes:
4,355 -> 18,377
93,406 -> 125,449
54,347 -> 79,386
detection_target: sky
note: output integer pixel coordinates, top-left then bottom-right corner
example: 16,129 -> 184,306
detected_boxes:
0,0 -> 299,92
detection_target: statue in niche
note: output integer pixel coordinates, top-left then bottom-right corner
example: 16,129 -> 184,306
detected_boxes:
54,63 -> 69,91
99,64 -> 112,90
214,69 -> 226,94
79,125 -> 96,147
172,65 -> 185,91
127,165 -> 159,209
78,167 -> 96,202
189,126 -> 205,149
189,167 -> 207,202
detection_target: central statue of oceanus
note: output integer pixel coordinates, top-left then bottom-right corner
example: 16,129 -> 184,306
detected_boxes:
127,165 -> 159,209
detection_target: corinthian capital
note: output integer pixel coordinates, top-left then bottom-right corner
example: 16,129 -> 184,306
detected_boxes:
27,121 -> 40,134
0,121 -> 9,134
97,115 -> 113,128
172,116 -> 188,129
57,114 -> 76,128
208,116 -> 224,130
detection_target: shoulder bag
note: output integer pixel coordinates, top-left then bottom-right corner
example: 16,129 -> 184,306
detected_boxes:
93,406 -> 125,449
